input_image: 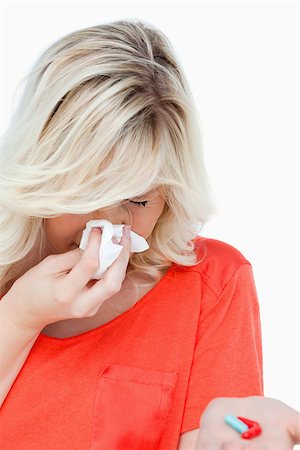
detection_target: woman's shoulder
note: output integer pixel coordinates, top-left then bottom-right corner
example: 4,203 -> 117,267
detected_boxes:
187,235 -> 253,294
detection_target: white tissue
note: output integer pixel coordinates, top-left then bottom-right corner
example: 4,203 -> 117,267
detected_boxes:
79,219 -> 149,280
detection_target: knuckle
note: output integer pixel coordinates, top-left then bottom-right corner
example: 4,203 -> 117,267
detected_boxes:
54,293 -> 69,304
43,254 -> 55,264
82,256 -> 99,271
71,303 -> 99,319
70,308 -> 85,319
85,308 -> 98,318
53,285 -> 70,304
116,281 -> 123,292
108,281 -> 121,294
210,396 -> 225,405
205,396 -> 226,413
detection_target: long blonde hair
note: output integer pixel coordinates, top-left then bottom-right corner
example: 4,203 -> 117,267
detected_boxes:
0,19 -> 218,297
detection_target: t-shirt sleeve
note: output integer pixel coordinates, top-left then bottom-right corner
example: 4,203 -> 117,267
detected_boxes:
180,263 -> 264,433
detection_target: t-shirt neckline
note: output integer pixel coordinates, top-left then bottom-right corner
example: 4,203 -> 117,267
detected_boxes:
38,263 -> 175,344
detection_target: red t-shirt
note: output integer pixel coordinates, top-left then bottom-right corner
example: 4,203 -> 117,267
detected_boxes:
0,236 -> 263,449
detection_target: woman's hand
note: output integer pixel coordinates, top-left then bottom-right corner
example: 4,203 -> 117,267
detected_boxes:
195,396 -> 300,450
1,226 -> 132,331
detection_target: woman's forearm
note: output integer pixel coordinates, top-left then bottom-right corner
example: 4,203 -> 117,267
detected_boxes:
0,297 -> 42,409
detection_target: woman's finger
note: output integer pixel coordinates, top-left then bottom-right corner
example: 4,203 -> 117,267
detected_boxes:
59,227 -> 103,298
81,225 -> 131,310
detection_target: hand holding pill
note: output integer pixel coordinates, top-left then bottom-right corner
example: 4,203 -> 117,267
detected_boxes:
194,396 -> 300,449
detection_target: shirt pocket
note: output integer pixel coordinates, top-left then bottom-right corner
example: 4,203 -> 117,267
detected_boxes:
91,363 -> 178,450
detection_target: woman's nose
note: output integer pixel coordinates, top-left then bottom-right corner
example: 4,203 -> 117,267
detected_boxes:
89,214 -> 127,227
87,204 -> 130,227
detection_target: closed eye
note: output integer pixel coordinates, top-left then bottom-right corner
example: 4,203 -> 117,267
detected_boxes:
130,200 -> 148,208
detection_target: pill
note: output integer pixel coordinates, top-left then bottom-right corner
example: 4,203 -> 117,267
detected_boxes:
224,415 -> 249,433
241,424 -> 262,439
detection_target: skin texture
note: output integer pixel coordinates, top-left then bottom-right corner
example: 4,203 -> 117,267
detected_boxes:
42,188 -> 165,260
39,189 -> 166,336
3,189 -> 166,295
194,396 -> 299,450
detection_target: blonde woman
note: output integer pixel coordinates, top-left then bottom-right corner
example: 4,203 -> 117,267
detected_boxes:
0,19 -> 298,450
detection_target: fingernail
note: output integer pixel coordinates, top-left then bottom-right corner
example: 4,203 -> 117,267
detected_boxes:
125,225 -> 131,237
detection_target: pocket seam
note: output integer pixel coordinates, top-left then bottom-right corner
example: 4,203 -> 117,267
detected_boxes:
101,375 -> 176,389
101,363 -> 178,388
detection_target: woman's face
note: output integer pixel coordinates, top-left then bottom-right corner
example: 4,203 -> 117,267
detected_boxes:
42,189 -> 166,258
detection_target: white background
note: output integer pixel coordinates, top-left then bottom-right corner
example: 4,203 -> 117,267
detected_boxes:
0,0 -> 299,436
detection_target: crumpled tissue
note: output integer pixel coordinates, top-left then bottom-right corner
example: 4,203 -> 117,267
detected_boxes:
79,219 -> 149,280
